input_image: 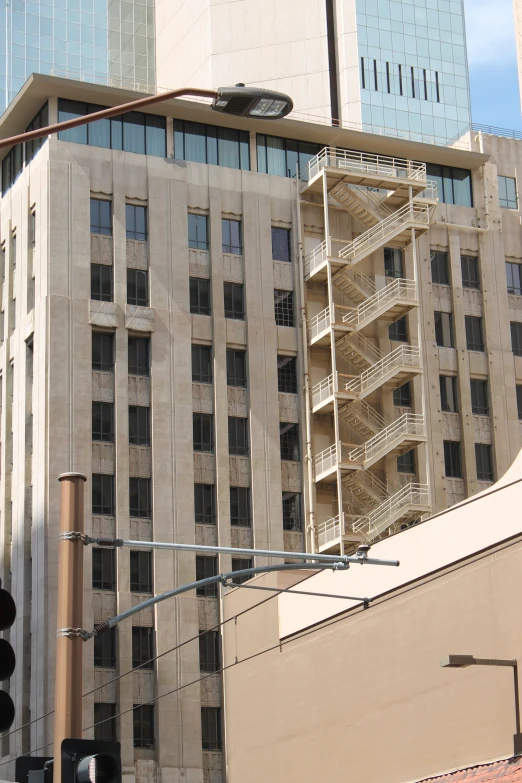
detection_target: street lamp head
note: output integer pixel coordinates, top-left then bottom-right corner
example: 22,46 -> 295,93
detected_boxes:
212,84 -> 293,119
440,655 -> 476,668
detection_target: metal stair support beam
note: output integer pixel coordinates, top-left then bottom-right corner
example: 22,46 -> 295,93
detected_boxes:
337,332 -> 382,370
332,268 -> 376,302
340,400 -> 386,437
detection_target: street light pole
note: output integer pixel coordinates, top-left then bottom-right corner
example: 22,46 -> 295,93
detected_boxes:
0,84 -> 294,151
441,654 -> 522,753
53,473 -> 87,783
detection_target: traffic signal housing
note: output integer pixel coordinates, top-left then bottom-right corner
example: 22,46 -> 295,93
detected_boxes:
0,579 -> 16,731
61,739 -> 121,783
15,756 -> 53,783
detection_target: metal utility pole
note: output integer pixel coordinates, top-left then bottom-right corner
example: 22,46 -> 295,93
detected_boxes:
53,473 -> 87,782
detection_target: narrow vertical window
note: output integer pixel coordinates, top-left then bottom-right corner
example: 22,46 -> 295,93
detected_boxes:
386,62 -> 391,93
373,59 -> 378,91
423,69 -> 428,100
435,71 -> 440,102
398,64 -> 403,96
361,57 -> 366,89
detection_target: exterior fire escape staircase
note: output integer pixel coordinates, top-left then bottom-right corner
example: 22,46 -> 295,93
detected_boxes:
301,147 -> 436,554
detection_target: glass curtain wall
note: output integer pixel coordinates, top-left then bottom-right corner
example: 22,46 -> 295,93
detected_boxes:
356,0 -> 471,143
0,0 -> 155,115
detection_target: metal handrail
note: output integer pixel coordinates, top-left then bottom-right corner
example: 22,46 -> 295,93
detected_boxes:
352,482 -> 429,539
345,345 -> 421,395
308,147 -> 427,183
347,413 -> 425,464
339,332 -> 383,366
311,372 -> 355,407
413,180 -> 438,201
343,400 -> 387,432
342,278 -> 417,327
338,202 -> 431,262
309,304 -> 355,340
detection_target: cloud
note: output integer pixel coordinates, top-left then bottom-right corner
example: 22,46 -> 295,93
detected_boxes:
464,0 -> 517,67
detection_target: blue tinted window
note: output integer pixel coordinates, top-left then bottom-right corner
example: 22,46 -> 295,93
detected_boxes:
57,99 -> 166,158
426,163 -> 472,207
174,120 -> 249,171
126,205 -> 147,242
256,134 -> 322,179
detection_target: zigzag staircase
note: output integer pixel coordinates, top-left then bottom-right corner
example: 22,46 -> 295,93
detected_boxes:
301,147 -> 435,553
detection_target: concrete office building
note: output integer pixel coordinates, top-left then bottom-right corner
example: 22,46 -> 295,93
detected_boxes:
155,0 -> 472,143
221,449 -> 522,783
0,72 -> 521,782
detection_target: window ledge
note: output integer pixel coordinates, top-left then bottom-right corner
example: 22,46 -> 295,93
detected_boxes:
90,300 -> 119,328
125,304 -> 154,332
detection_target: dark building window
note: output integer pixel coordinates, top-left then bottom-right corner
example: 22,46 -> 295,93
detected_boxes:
192,344 -> 213,384
431,251 -> 449,285
132,627 -> 154,669
174,120 -> 250,170
272,227 -> 291,262
92,474 -> 115,516
94,627 -> 116,668
444,440 -> 462,478
25,102 -> 49,164
90,199 -> 112,236
126,205 -> 148,241
1,143 -> 23,195
277,355 -> 297,394
389,316 -> 408,342
129,406 -> 151,446
511,322 -> 522,356
280,422 -> 300,461
224,282 -> 245,319
256,134 -> 320,179
193,413 -> 214,452
92,548 -> 116,590
190,278 -> 212,316
127,269 -> 149,307
461,255 -> 480,289
465,316 -> 484,352
196,556 -> 218,596
384,247 -> 403,278
397,449 -> 416,473
440,376 -> 458,412
130,551 -> 153,593
199,631 -> 221,672
194,484 -> 216,525
426,164 -> 473,207
517,385 -> 522,420
201,707 -> 222,751
475,443 -> 494,481
94,703 -> 117,741
222,219 -> 242,254
128,337 -> 150,376
58,99 -> 166,157
506,263 -> 522,296
130,477 -> 152,519
231,557 -> 253,585
227,349 -> 247,387
92,401 -> 114,442
470,379 -> 489,416
92,332 -> 114,372
393,382 -> 411,407
133,704 -> 155,749
188,214 -> 209,250
274,289 -> 294,327
282,492 -> 302,531
228,417 -> 249,456
230,487 -> 251,527
91,264 -> 113,302
498,175 -> 518,209
435,311 -> 453,348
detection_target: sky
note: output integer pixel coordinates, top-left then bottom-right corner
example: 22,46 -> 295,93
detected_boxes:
464,0 -> 522,130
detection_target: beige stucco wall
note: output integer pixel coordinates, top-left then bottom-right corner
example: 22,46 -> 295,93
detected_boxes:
223,529 -> 522,783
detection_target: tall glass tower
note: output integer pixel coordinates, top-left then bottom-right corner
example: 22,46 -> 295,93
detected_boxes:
0,0 -> 155,113
356,0 -> 471,144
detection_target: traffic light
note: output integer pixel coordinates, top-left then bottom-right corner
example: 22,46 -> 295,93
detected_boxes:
0,578 -> 16,731
61,739 -> 121,783
15,756 -> 53,783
